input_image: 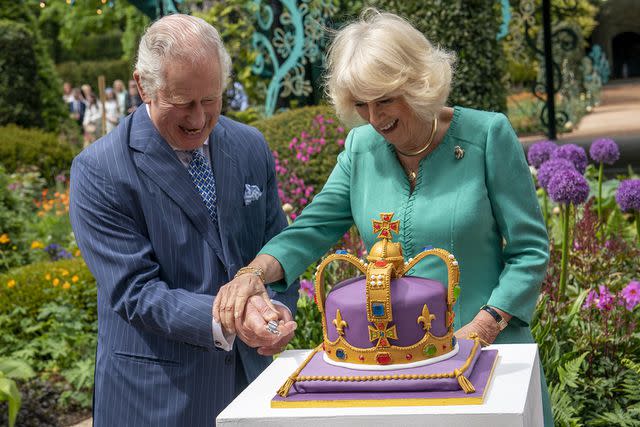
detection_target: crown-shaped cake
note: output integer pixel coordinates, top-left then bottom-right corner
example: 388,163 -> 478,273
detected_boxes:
275,213 -> 488,400
313,212 -> 461,368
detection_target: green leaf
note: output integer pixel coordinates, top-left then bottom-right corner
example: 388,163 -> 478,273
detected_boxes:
558,353 -> 587,389
0,358 -> 34,380
0,376 -> 21,427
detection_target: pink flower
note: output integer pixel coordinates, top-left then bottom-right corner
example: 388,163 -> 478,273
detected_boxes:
621,280 -> 640,311
300,279 -> 315,300
583,288 -> 598,309
596,285 -> 615,311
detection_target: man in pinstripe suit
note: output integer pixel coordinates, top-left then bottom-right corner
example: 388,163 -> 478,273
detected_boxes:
69,14 -> 299,426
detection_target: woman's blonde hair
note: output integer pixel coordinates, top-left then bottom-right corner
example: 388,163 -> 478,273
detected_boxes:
325,9 -> 455,126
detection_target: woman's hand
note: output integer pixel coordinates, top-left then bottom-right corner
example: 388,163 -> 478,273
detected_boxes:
454,309 -> 508,345
213,273 -> 277,334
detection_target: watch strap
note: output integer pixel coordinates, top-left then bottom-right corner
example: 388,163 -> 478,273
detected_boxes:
481,305 -> 508,330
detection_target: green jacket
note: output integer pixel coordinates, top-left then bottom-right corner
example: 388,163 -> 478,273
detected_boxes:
261,106 -> 549,344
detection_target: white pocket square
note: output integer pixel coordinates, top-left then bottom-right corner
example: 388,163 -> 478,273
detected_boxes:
244,184 -> 262,206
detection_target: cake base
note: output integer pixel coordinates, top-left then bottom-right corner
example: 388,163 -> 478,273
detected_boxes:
272,347 -> 498,408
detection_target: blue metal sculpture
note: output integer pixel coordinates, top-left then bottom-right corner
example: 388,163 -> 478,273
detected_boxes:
251,0 -> 336,116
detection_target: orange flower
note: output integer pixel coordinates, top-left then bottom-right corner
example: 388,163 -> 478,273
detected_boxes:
60,269 -> 69,276
45,273 -> 51,280
62,282 -> 71,290
31,241 -> 44,250
6,279 -> 16,289
0,234 -> 10,244
74,249 -> 81,257
52,278 -> 60,287
71,275 -> 79,283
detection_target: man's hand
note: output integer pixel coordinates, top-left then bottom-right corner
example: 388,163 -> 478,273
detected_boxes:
454,310 -> 502,345
235,296 -> 297,356
213,273 -> 278,334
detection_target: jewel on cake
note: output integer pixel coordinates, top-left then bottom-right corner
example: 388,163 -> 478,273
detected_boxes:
272,213 -> 499,407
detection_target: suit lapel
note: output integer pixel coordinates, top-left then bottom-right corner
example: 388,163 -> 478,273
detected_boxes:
128,108 -> 224,262
210,119 -> 245,270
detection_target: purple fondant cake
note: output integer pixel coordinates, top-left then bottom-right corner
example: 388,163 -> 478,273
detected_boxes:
274,213 -> 496,406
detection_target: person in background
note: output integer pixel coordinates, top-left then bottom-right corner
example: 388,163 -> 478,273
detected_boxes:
214,9 -> 554,426
124,78 -> 143,114
113,79 -> 127,119
80,84 -> 93,103
62,81 -> 74,103
68,87 -> 86,127
82,93 -> 102,145
104,87 -> 120,134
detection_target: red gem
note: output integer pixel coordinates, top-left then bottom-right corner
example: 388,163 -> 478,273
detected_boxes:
377,323 -> 385,329
375,260 -> 387,267
359,355 -> 365,361
379,338 -> 389,347
383,215 -> 391,221
442,344 -> 447,350
373,223 -> 381,231
380,230 -> 389,237
406,354 -> 413,360
376,353 -> 392,365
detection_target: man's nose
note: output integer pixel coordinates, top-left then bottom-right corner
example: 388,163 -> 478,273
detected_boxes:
187,103 -> 206,128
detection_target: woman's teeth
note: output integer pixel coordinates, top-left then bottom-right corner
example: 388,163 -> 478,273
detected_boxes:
381,119 -> 397,131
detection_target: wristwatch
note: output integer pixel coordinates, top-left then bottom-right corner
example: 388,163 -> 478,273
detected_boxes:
481,305 -> 508,330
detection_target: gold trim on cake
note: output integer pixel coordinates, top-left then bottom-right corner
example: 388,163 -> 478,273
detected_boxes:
313,213 -> 460,367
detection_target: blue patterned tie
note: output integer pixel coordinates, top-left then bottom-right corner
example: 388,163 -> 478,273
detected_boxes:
187,149 -> 217,224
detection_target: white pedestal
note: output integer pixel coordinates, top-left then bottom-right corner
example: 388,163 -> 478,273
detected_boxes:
217,344 -> 543,427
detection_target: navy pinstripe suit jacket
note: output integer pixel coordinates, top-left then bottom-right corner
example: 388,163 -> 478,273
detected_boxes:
69,107 -> 299,426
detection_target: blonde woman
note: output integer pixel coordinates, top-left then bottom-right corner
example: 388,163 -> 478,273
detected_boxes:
216,10 -> 553,425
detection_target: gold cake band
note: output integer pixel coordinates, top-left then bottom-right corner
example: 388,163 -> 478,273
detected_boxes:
277,336 -> 481,397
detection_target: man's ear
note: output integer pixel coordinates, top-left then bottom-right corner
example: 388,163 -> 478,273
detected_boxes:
133,71 -> 151,104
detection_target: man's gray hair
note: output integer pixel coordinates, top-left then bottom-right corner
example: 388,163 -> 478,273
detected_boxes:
135,14 -> 232,99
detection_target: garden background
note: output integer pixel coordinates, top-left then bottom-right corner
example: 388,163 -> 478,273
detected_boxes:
0,0 -> 639,426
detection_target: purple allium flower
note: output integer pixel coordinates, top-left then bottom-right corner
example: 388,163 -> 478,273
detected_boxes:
621,280 -> 640,311
55,173 -> 67,183
551,144 -> 588,174
615,179 -> 640,212
300,279 -> 315,300
547,168 -> 590,205
589,138 -> 620,165
527,140 -> 558,168
596,285 -> 615,312
537,158 -> 575,190
583,288 -> 598,310
44,243 -> 73,261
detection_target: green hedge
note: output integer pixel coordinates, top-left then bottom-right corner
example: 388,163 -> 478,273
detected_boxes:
0,4 -> 67,132
375,1 -> 507,112
56,58 -> 132,89
0,125 -> 76,184
253,105 -> 347,197
0,258 -> 95,321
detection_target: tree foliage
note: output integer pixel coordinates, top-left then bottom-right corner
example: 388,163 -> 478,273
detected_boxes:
0,2 -> 66,132
370,1 -> 507,112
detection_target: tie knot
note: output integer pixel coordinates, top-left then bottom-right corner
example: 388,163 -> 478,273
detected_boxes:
189,149 -> 207,165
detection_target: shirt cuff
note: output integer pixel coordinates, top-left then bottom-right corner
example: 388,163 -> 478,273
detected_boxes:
212,318 -> 235,351
271,299 -> 292,316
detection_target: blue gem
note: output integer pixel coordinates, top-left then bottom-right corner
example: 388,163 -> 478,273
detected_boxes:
372,302 -> 385,317
336,349 -> 346,359
452,336 -> 457,347
379,331 -> 385,337
336,250 -> 348,255
422,245 -> 434,251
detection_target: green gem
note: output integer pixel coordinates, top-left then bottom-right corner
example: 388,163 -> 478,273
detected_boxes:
453,286 -> 460,300
423,344 -> 437,356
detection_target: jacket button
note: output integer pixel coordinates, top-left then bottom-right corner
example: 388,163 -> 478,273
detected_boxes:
224,355 -> 233,365
214,341 -> 222,347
